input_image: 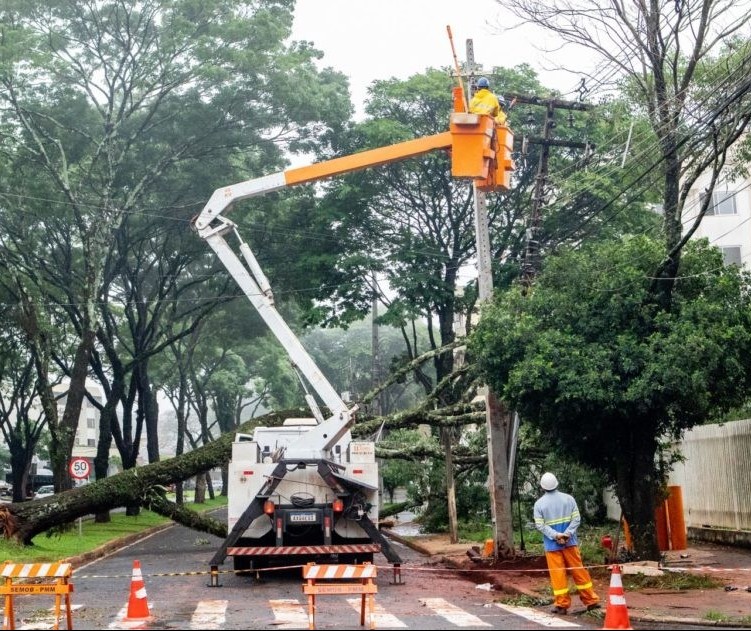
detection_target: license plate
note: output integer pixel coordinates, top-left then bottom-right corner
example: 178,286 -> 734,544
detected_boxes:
289,512 -> 318,523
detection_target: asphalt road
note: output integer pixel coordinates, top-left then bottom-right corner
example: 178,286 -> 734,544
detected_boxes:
2,514 -> 701,630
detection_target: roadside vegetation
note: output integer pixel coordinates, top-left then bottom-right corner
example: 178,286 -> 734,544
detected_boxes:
399,511 -> 725,594
0,495 -> 226,564
0,0 -> 750,566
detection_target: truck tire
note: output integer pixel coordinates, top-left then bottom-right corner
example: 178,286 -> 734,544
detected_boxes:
233,556 -> 251,574
338,552 -> 374,565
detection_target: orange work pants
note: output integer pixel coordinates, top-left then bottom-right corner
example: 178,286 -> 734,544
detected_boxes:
544,546 -> 599,610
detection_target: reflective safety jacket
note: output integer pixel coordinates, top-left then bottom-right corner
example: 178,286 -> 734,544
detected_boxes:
468,88 -> 507,125
533,490 -> 581,552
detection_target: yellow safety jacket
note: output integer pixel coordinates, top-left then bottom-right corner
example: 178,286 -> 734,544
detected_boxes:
469,88 -> 507,125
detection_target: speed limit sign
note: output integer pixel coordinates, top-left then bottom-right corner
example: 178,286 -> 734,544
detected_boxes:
69,457 -> 91,480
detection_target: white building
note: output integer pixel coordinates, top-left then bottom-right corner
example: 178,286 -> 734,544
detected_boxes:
52,381 -> 104,461
685,163 -> 751,267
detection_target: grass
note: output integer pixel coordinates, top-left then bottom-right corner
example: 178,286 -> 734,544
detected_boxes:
705,610 -> 731,622
458,521 -> 493,543
624,570 -> 722,590
498,594 -> 549,607
0,495 -> 227,564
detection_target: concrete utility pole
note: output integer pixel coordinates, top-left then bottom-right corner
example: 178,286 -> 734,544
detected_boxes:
509,94 -> 593,289
466,38 -> 515,558
371,274 -> 382,416
506,93 -> 593,489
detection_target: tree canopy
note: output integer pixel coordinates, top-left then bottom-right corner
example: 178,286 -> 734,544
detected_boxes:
470,235 -> 751,558
0,0 -> 352,495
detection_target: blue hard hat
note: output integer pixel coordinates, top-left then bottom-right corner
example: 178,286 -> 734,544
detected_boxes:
477,77 -> 490,88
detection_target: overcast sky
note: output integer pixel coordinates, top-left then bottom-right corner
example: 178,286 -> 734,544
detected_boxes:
290,0 -> 591,118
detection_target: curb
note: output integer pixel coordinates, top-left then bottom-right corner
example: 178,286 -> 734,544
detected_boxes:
632,613 -> 751,628
380,529 -> 433,557
65,522 -> 174,566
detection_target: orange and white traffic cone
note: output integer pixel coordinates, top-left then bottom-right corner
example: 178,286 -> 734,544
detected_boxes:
125,560 -> 151,620
602,564 -> 632,630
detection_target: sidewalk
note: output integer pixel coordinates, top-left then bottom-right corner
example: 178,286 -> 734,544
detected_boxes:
383,525 -> 751,628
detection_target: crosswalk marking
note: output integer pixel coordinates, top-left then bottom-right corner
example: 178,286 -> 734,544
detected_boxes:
269,598 -> 308,629
25,595 -> 563,629
190,600 -> 227,629
494,603 -> 582,628
108,604 -> 150,629
419,597 -> 492,627
346,597 -> 408,628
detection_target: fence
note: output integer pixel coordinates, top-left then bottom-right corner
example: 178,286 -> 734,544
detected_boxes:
604,418 -> 751,531
669,418 -> 751,530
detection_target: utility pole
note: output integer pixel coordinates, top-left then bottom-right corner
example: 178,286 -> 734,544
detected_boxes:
371,273 -> 382,416
466,38 -> 515,558
506,93 -> 593,488
509,95 -> 593,288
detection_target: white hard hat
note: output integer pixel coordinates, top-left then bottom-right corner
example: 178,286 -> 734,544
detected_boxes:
540,472 -> 559,491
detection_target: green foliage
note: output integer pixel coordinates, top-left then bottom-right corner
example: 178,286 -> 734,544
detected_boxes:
470,235 -> 751,556
303,318 -> 429,414
472,235 -> 751,470
0,495 -> 227,563
625,572 -> 723,591
499,594 -> 549,607
415,458 -> 492,533
380,457 -> 423,504
514,429 -> 608,525
378,428 -> 436,503
456,520 -> 493,543
704,611 -> 731,622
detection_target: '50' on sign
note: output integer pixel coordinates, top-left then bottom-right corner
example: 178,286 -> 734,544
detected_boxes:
69,458 -> 90,480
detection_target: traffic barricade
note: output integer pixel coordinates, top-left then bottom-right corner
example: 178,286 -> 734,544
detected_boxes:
302,562 -> 377,630
0,561 -> 74,630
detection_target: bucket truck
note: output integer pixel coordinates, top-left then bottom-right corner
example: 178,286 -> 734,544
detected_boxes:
192,87 -> 513,583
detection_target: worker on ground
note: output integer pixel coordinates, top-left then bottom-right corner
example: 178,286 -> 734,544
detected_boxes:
469,76 -> 508,125
533,472 -> 601,615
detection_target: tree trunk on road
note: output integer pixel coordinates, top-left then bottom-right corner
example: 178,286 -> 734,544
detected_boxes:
0,412 -> 286,544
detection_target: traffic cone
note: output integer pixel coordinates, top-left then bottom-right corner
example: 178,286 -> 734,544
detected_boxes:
125,560 -> 151,620
602,564 -> 632,630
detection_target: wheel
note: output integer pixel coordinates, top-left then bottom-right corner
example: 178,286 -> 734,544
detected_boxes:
338,553 -> 374,565
233,555 -> 251,574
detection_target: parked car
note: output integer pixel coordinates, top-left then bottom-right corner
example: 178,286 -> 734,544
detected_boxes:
34,485 -> 55,499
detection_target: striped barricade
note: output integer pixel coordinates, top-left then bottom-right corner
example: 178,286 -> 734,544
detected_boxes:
302,562 -> 377,630
0,561 -> 74,630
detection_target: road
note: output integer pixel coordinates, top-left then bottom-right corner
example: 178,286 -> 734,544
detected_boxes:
1,517 -> 713,630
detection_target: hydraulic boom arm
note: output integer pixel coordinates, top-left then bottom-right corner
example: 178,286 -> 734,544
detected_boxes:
192,98 -> 513,457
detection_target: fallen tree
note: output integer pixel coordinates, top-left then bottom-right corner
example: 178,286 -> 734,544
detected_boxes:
0,393 -> 483,545
0,413 -> 288,544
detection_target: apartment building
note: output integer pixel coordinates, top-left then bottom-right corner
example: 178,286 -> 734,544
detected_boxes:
52,382 -> 104,463
685,168 -> 751,268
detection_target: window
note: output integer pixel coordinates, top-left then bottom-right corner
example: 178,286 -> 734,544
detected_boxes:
702,191 -> 737,215
87,418 -> 96,428
87,439 -> 96,447
721,246 -> 742,267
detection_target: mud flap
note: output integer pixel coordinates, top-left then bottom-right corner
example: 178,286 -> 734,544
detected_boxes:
357,514 -> 402,564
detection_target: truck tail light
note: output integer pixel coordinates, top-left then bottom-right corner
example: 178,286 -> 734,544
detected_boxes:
263,500 -> 275,515
332,499 -> 344,513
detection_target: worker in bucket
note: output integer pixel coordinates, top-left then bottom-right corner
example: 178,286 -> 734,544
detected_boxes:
533,472 -> 601,615
469,76 -> 508,125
